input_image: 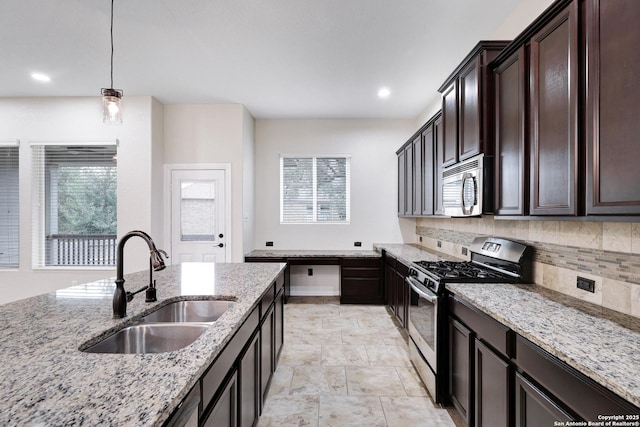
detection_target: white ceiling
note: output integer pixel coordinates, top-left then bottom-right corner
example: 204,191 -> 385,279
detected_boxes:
1,0 -> 531,119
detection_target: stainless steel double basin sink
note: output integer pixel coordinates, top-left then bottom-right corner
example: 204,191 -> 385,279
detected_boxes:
83,300 -> 234,354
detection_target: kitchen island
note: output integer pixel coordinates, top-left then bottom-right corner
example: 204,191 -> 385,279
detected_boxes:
0,262 -> 286,426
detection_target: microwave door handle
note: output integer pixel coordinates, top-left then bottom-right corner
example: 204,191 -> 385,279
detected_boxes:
460,172 -> 475,216
406,277 -> 438,303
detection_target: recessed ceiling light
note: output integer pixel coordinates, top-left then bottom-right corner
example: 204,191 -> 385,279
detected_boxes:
377,87 -> 391,99
31,73 -> 51,82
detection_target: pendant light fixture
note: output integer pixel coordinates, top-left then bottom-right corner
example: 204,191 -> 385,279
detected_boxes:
101,0 -> 123,125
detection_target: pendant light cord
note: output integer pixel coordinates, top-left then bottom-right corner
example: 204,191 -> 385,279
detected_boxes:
110,0 -> 114,88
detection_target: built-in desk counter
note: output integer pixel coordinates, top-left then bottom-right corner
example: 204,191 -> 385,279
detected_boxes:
244,250 -> 382,304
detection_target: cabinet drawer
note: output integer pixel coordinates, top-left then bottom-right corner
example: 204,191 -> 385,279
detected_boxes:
396,261 -> 409,276
287,257 -> 340,265
275,273 -> 284,294
515,335 -> 639,420
245,257 -> 287,263
341,278 -> 381,296
341,257 -> 381,268
260,283 -> 275,318
384,254 -> 397,269
341,268 -> 380,279
449,295 -> 512,357
202,306 -> 259,412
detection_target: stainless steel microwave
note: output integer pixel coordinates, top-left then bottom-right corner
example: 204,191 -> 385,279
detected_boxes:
442,154 -> 491,217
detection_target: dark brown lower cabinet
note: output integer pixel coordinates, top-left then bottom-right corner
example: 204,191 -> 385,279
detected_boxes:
340,258 -> 383,304
383,252 -> 409,329
385,257 -> 396,312
475,339 -> 510,427
393,261 -> 409,329
260,303 -> 274,410
164,272 -> 285,427
448,295 -> 640,426
515,372 -> 573,427
449,317 -> 472,426
239,332 -> 260,427
275,288 -> 284,363
204,371 -> 238,427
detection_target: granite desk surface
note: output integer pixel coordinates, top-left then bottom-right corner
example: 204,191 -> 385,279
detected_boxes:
0,262 -> 286,426
245,249 -> 380,258
377,243 -> 640,409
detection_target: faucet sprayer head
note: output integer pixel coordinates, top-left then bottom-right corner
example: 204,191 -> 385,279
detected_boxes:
150,249 -> 168,271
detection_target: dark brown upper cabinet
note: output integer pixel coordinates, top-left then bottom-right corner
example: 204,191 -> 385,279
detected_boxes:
585,0 -> 640,215
441,82 -> 459,167
412,133 -> 423,216
421,123 -> 435,216
491,0 -> 640,218
433,114 -> 444,215
529,0 -> 579,216
439,41 -> 510,168
396,111 -> 442,217
397,148 -> 406,216
494,46 -> 528,215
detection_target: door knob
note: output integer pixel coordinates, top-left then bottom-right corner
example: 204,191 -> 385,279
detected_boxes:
218,243 -> 224,248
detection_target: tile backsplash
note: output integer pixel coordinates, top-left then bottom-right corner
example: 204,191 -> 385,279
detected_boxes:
415,217 -> 640,319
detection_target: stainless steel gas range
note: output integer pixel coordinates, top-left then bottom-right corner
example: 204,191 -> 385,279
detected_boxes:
406,236 -> 529,404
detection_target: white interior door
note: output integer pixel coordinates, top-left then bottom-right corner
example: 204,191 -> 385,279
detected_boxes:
170,168 -> 228,263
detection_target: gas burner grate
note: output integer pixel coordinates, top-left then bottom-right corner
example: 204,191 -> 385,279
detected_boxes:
414,260 -> 511,281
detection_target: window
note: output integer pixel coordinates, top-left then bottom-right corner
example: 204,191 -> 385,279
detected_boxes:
280,156 -> 350,224
0,142 -> 19,269
31,142 -> 117,267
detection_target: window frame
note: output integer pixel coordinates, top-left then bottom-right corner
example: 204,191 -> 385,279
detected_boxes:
279,154 -> 351,225
0,140 -> 20,270
30,140 -> 118,270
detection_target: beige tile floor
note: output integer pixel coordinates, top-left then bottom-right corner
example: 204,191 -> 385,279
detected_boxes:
257,297 -> 458,427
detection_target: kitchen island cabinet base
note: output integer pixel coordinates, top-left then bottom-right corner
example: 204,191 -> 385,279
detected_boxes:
167,272 -> 285,427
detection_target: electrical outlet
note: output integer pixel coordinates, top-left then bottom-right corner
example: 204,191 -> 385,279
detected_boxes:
308,268 -> 313,276
461,247 -> 468,256
354,241 -> 362,247
577,276 -> 595,293
266,241 -> 273,247
437,240 -> 442,248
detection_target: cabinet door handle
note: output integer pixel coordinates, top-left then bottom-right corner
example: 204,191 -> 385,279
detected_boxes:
217,243 -> 224,248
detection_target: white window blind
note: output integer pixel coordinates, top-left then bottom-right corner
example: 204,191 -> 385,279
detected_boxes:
31,142 -> 118,267
0,142 -> 19,268
280,156 -> 350,224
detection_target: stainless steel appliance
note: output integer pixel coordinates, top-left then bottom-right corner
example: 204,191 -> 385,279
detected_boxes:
442,153 -> 492,217
406,236 -> 528,404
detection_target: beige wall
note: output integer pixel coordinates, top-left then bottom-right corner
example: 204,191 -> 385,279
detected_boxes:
415,217 -> 640,318
254,119 -> 416,250
162,104 -> 254,261
0,96 -> 161,303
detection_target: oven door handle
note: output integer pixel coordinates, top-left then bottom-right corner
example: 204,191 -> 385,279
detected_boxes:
406,277 -> 438,303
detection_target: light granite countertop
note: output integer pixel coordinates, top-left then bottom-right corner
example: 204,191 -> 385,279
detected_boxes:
373,243 -> 460,265
378,243 -> 640,409
0,262 -> 286,426
448,283 -> 640,409
245,249 -> 380,258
